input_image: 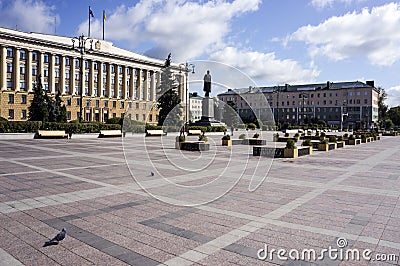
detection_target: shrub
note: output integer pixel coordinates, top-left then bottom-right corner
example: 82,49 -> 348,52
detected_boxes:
286,139 -> 296,149
253,133 -> 259,139
315,131 -> 320,137
0,117 -> 7,122
328,136 -> 337,143
319,138 -> 329,144
199,134 -> 208,141
320,132 -> 326,138
302,139 -> 312,146
274,133 -> 279,138
247,123 -> 256,130
284,132 -> 289,137
349,134 -> 355,140
222,135 -> 231,140
337,136 -> 343,141
343,133 -> 349,138
177,135 -> 185,142
106,117 -> 122,125
239,133 -> 246,139
294,133 -> 300,138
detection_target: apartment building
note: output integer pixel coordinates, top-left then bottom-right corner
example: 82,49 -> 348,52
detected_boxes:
218,81 -> 380,130
0,27 -> 187,123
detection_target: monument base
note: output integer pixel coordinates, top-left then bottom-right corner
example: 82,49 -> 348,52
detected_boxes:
191,95 -> 226,127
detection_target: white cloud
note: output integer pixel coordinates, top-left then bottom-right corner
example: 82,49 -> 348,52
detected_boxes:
386,86 -> 400,107
78,0 -> 261,61
310,0 -> 364,9
0,0 -> 58,33
209,46 -> 320,85
291,3 -> 400,66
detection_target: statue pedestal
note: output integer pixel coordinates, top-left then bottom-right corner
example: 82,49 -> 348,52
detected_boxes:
201,97 -> 214,122
191,97 -> 226,127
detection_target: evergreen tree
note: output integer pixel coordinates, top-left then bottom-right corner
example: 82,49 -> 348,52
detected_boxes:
222,101 -> 239,127
157,56 -> 183,126
378,87 -> 388,128
28,75 -> 49,122
54,90 -> 67,122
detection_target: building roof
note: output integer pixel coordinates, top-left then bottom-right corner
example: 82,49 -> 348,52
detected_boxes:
0,26 -> 168,68
218,81 -> 379,96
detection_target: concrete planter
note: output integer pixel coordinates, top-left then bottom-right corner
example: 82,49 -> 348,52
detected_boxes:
180,141 -> 210,151
318,143 -> 329,151
336,141 -> 346,148
348,139 -> 361,145
176,141 -> 183,149
222,139 -> 232,146
284,148 -> 298,158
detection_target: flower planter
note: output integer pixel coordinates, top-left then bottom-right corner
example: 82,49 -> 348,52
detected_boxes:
318,143 -> 329,151
180,141 -> 210,151
222,139 -> 232,146
284,148 -> 298,158
348,139 -> 361,145
336,141 -> 346,148
176,141 -> 183,149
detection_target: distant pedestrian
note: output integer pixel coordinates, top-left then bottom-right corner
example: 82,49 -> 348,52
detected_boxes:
230,125 -> 234,136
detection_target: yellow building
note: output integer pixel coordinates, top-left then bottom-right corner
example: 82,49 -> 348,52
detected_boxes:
0,27 -> 188,123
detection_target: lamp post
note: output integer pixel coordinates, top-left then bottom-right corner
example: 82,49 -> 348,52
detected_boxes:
179,62 -> 195,125
300,93 -> 308,125
341,100 -> 348,131
71,34 -> 93,122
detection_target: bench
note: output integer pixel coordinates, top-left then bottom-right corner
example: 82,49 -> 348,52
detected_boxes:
37,130 -> 68,139
98,130 -> 122,138
146,130 -> 167,136
188,129 -> 202,135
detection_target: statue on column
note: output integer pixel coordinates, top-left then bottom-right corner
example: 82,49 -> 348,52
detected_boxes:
203,70 -> 211,97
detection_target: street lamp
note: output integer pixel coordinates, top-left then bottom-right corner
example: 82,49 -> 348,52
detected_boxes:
341,100 -> 348,131
300,93 -> 308,125
71,34 -> 94,122
179,62 -> 195,125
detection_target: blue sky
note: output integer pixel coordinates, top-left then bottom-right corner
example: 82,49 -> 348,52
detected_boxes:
0,0 -> 400,106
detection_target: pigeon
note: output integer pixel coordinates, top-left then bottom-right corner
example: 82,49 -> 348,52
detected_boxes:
43,228 -> 66,247
150,172 -> 155,176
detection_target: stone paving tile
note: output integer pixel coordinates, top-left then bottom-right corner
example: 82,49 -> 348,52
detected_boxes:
1,136 -> 400,265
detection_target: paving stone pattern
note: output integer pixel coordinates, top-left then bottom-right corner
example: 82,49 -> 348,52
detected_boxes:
0,135 -> 399,265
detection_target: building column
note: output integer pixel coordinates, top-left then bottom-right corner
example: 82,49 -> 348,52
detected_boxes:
80,58 -> 85,96
26,50 -> 33,92
122,66 -> 127,99
89,60 -> 95,96
38,51 -> 44,81
98,62 -> 103,97
106,63 -> 112,97
115,65 -> 120,98
143,69 -> 148,101
150,70 -> 155,101
59,55 -> 65,94
137,68 -> 142,100
128,67 -> 134,101
49,54 -> 56,93
70,57 -> 76,95
13,48 -> 20,92
1,46 -> 7,90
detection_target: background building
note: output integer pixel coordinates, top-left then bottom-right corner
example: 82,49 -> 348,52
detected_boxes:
218,81 -> 380,130
189,92 -> 203,122
0,27 -> 188,123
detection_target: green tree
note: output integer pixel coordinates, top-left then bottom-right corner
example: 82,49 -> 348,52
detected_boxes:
378,87 -> 388,128
385,118 -> 394,130
157,57 -> 182,126
387,106 -> 400,126
222,101 -> 238,126
54,90 -> 67,122
29,75 -> 49,122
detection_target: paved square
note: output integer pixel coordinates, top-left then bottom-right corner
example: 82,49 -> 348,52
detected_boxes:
0,134 -> 399,265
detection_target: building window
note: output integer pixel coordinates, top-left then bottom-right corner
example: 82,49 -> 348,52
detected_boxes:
95,100 -> 100,107
65,57 -> 70,66
113,113 -> 117,118
104,100 -> 108,107
32,52 -> 38,61
20,81 -> 26,90
142,114 -> 146,121
364,99 -> 368,104
65,70 -> 70,79
103,64 -> 107,72
54,56 -> 60,65
8,109 -> 14,119
102,89 -> 107,97
75,73 -> 80,80
75,59 -> 80,67
112,101 -> 116,108
67,111 -> 71,120
85,73 -> 89,81
66,98 -> 71,106
20,50 -> 26,60
7,63 -> 12,73
32,65 -> 37,76
349,92 -> 353,96
120,102 -> 124,109
127,68 -> 131,75
55,69 -> 59,78
111,65 -> 115,73
44,68 -> 49,77
94,62 -> 98,70
7,78 -> 12,88
44,54 -> 49,63
20,65 -> 25,74
65,85 -> 70,93
86,99 -> 91,107
8,94 -> 14,103
21,110 -> 27,119
142,103 -> 146,110
136,102 -> 139,109
356,91 -> 361,96
85,60 -> 89,69
94,87 -> 98,96
136,114 -> 139,120
6,48 -> 13,58
21,94 -> 27,104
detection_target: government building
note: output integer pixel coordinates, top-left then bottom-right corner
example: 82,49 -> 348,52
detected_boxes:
218,81 -> 380,130
0,27 -> 188,123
